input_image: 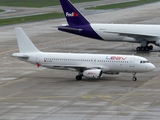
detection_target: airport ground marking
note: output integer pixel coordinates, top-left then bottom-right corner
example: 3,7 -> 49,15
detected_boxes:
81,94 -> 110,99
80,93 -> 160,117
119,102 -> 159,117
104,96 -> 160,116
0,92 -> 159,116
0,96 -> 76,102
1,90 -> 160,101
81,94 -> 95,99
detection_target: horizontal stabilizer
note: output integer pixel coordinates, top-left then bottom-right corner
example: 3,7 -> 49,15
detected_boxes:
58,26 -> 83,33
12,53 -> 29,60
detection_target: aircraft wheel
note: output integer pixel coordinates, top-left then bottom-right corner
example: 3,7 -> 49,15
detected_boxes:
76,75 -> 82,81
132,77 -> 137,81
136,47 -> 141,51
145,46 -> 149,51
141,47 -> 145,51
149,45 -> 153,50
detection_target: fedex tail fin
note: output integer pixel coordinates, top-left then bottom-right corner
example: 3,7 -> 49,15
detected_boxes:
15,27 -> 40,53
60,0 -> 90,26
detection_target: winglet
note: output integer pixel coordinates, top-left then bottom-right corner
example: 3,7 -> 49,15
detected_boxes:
60,0 -> 90,26
15,27 -> 40,53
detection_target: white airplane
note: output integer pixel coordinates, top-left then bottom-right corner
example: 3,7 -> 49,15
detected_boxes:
58,0 -> 160,51
12,27 -> 155,81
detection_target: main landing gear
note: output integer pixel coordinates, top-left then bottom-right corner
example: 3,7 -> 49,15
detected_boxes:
136,45 -> 153,51
76,75 -> 82,81
132,72 -> 137,81
136,41 -> 153,51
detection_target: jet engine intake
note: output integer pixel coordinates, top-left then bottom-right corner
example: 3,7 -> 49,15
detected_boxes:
83,69 -> 103,78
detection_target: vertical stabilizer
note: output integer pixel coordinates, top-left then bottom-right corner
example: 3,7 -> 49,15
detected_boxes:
15,27 -> 40,53
60,0 -> 90,26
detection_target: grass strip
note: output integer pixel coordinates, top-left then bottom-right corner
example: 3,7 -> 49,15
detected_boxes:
0,12 -> 64,26
86,0 -> 160,10
0,9 -> 5,12
0,0 -> 99,8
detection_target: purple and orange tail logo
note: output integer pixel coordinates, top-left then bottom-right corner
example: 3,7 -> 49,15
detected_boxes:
66,12 -> 78,17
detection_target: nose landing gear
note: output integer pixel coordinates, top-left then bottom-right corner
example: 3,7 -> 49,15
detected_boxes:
132,73 -> 137,81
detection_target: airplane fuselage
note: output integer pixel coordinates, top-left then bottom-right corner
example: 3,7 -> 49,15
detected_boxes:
16,52 -> 155,74
91,24 -> 160,42
59,24 -> 160,44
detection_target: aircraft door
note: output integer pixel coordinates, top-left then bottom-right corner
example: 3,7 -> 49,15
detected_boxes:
130,57 -> 135,67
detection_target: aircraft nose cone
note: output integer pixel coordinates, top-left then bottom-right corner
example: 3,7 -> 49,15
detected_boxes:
149,64 -> 155,71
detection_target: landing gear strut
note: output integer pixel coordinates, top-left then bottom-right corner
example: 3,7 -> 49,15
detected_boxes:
132,72 -> 137,81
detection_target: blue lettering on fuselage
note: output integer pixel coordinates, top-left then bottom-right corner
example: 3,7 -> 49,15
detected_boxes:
106,56 -> 111,60
106,56 -> 127,61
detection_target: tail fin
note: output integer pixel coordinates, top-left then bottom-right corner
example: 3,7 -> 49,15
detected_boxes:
60,0 -> 90,26
15,27 -> 40,53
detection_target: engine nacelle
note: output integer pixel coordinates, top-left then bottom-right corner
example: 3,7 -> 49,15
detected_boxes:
155,40 -> 160,46
83,69 -> 103,78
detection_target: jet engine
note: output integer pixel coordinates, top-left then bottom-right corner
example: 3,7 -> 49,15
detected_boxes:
155,40 -> 160,46
83,69 -> 103,78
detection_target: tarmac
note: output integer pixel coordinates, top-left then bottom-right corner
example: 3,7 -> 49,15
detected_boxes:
0,0 -> 160,120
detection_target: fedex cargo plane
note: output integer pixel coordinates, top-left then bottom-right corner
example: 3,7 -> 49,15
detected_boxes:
58,0 -> 160,51
12,28 -> 155,81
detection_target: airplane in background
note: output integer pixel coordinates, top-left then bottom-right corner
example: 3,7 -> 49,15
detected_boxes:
12,27 -> 155,81
58,0 -> 160,51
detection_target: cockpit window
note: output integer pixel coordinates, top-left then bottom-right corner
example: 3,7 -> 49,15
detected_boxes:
140,61 -> 149,63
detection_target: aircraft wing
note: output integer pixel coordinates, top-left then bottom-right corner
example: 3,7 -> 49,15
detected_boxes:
53,65 -> 100,71
104,31 -> 158,39
51,64 -> 103,71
